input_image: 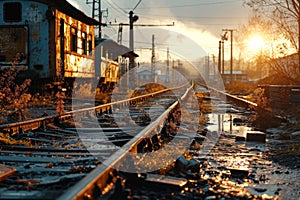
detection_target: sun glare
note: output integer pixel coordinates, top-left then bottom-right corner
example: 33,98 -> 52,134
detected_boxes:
246,35 -> 265,54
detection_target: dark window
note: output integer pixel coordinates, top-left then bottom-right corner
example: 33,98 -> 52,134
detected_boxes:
4,2 -> 22,22
88,34 -> 93,54
34,64 -> 43,70
82,32 -> 87,55
71,27 -> 77,52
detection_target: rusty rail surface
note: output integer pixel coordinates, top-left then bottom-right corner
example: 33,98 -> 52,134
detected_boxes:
57,83 -> 194,200
0,82 -> 189,135
196,81 -> 258,108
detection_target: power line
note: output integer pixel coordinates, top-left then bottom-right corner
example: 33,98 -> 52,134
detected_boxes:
103,0 -> 127,15
136,14 -> 248,20
125,0 -> 242,9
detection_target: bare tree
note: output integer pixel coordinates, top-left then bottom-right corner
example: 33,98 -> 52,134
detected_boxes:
244,0 -> 300,83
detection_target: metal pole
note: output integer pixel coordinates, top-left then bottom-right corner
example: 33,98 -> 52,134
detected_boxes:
152,34 -> 155,82
99,0 -> 102,38
222,29 -> 235,84
218,41 -> 221,74
230,30 -> 233,83
222,40 -> 224,74
129,11 -> 134,52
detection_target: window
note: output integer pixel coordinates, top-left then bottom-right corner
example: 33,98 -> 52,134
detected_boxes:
82,32 -> 87,55
88,34 -> 93,54
70,27 -> 77,52
4,2 -> 22,22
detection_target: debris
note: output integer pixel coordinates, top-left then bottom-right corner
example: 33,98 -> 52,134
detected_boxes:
235,135 -> 246,142
0,164 -> 16,181
228,167 -> 249,178
145,174 -> 187,189
246,131 -> 266,143
175,155 -> 200,173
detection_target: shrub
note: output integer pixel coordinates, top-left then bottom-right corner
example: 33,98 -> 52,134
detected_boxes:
0,67 -> 31,121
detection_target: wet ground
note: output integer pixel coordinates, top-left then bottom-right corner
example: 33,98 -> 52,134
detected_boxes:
199,104 -> 299,199
122,97 -> 300,200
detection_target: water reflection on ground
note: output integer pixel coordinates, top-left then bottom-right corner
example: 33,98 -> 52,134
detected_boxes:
202,102 -> 300,199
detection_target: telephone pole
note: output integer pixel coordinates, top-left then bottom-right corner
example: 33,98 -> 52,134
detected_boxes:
222,29 -> 235,84
86,0 -> 106,38
151,34 -> 155,82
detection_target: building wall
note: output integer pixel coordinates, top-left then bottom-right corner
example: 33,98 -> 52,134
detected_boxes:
0,0 -> 49,78
55,10 -> 95,78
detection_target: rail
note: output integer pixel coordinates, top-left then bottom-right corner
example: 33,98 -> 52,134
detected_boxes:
0,82 -> 190,135
196,81 -> 257,108
57,83 -> 194,200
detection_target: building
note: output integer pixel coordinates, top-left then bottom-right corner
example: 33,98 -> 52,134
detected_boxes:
222,70 -> 248,84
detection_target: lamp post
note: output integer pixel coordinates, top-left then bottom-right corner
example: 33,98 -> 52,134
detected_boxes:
128,11 -> 138,88
222,29 -> 235,84
221,32 -> 228,75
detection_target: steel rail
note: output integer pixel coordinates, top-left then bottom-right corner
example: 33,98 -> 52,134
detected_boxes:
0,82 -> 190,135
197,82 -> 258,107
215,89 -> 258,107
57,83 -> 194,200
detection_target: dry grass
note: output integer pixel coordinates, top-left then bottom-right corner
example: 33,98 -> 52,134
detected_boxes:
0,132 -> 30,146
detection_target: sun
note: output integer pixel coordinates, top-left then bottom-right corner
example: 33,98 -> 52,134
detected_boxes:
246,35 -> 265,54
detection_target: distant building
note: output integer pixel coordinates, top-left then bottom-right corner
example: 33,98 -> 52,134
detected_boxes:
222,70 -> 248,84
137,69 -> 155,85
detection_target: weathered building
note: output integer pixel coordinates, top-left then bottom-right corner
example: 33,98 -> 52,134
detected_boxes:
0,0 -> 98,79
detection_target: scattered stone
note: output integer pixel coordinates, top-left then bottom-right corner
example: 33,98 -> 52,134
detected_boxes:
175,156 -> 200,173
235,135 -> 246,142
145,174 -> 187,190
254,188 -> 267,193
228,167 -> 249,178
291,131 -> 300,139
246,131 -> 266,143
233,118 -> 244,125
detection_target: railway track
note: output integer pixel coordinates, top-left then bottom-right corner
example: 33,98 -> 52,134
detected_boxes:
0,83 -> 194,199
1,81 -> 297,200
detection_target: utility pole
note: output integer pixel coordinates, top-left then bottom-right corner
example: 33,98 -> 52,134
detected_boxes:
221,32 -> 228,75
212,54 -> 215,80
129,11 -> 139,52
222,29 -> 235,84
86,0 -> 106,38
151,34 -> 155,82
218,41 -> 221,74
167,47 -> 170,82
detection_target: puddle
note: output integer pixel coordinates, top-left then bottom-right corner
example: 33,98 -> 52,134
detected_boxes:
202,104 -> 300,199
206,112 -> 252,137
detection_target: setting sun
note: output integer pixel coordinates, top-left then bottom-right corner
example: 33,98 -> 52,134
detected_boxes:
246,35 -> 265,54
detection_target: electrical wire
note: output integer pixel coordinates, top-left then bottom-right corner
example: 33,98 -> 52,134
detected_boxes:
125,0 -> 242,9
103,0 -> 128,15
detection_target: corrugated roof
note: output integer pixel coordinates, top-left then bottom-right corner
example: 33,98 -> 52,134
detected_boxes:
34,0 -> 100,25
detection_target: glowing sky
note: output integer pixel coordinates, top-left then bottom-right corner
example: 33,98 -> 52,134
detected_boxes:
68,0 -> 251,61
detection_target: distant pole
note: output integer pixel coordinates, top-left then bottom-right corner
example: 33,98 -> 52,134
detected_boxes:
167,47 -> 169,82
207,54 -> 210,81
129,11 -> 138,69
222,39 -> 225,74
221,31 -> 228,75
87,0 -> 102,38
222,29 -> 236,84
151,34 -> 155,82
98,0 -> 102,38
129,11 -> 134,52
212,54 -> 215,79
218,41 -> 221,74
92,1 -> 95,18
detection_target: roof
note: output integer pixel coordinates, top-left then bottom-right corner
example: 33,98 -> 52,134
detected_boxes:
137,69 -> 153,75
223,70 -> 247,75
97,38 -> 139,60
34,0 -> 100,25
